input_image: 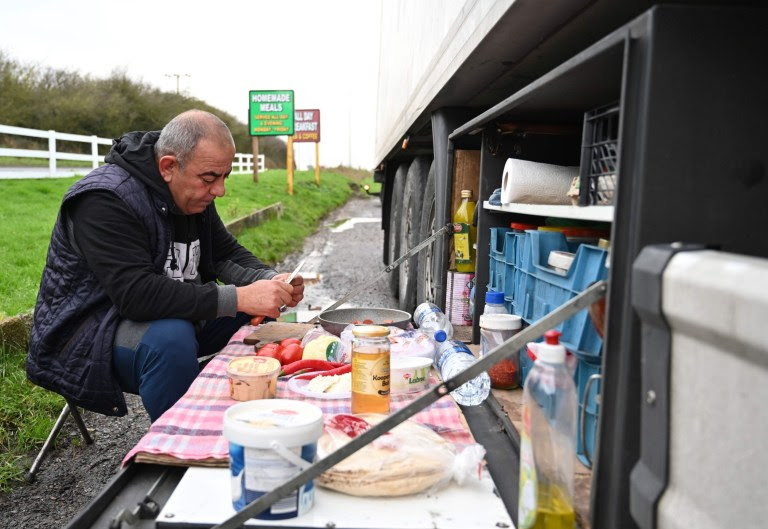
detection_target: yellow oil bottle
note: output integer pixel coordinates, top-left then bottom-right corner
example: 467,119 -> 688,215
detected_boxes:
453,189 -> 476,272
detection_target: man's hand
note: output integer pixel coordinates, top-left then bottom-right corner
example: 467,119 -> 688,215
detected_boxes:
236,279 -> 294,319
272,273 -> 305,308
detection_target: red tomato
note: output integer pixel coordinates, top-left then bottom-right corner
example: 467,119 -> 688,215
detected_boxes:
280,338 -> 302,347
279,343 -> 303,365
256,343 -> 281,360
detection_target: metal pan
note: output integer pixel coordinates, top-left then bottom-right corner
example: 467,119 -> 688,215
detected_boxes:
318,307 -> 411,336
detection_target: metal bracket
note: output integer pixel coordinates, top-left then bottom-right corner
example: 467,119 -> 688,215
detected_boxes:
109,470 -> 170,529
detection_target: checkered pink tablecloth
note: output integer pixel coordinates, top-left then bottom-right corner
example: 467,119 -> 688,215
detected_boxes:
123,325 -> 474,466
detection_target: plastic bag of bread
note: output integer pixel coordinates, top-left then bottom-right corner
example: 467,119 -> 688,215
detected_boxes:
316,413 -> 486,497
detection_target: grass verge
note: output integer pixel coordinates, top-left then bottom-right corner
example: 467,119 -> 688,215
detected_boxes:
0,166 -> 362,491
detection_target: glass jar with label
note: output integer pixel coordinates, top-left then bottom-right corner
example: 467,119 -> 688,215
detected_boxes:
351,325 -> 390,414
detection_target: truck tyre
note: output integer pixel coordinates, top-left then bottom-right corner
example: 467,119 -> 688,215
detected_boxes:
398,157 -> 430,313
416,161 -> 438,306
387,163 -> 408,297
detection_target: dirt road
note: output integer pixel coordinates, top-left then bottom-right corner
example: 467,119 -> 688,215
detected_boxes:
0,194 -> 395,528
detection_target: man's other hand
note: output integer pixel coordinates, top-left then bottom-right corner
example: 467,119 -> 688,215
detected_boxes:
272,273 -> 305,308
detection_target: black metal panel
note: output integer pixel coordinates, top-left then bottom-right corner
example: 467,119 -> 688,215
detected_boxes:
595,6 -> 768,529
460,394 -> 521,525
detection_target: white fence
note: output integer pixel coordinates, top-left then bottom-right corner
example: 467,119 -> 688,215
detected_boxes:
0,124 -> 265,176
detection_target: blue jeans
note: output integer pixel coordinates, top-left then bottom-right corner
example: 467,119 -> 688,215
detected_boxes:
113,313 -> 251,422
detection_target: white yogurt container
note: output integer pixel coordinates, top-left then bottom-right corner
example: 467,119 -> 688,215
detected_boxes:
223,399 -> 323,519
390,356 -> 433,394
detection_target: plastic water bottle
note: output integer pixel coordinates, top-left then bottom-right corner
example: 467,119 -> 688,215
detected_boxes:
483,291 -> 507,315
413,302 -> 453,341
518,329 -> 577,528
434,334 -> 490,406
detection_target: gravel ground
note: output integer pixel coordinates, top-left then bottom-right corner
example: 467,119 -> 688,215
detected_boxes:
0,194 -> 395,529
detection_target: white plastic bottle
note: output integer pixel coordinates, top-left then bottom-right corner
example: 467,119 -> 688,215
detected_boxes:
413,302 -> 454,340
518,329 -> 577,529
483,291 -> 508,315
434,334 -> 490,406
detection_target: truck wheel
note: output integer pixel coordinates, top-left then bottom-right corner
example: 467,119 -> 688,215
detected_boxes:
398,157 -> 430,313
387,164 -> 408,298
416,162 -> 438,306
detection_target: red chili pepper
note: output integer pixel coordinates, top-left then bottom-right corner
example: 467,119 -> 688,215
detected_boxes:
280,359 -> 344,376
294,363 -> 352,381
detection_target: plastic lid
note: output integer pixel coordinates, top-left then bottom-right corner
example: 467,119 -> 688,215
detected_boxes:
227,356 -> 281,377
479,313 -> 522,331
351,324 -> 390,338
223,399 -> 324,448
510,222 -> 539,231
485,291 -> 505,304
536,329 -> 566,363
461,189 -> 473,198
434,329 -> 447,342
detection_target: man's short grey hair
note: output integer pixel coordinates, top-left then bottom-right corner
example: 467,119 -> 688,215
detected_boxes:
155,110 -> 234,167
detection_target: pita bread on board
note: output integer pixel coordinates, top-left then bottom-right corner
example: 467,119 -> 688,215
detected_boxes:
317,414 -> 455,497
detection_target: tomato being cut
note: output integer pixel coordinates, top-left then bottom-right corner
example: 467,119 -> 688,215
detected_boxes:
279,343 -> 303,365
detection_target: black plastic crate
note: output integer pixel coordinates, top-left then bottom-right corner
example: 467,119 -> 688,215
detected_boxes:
579,103 -> 619,206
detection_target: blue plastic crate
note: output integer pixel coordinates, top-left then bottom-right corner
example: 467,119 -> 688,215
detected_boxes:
490,227 -> 513,259
488,255 -> 506,292
525,230 -> 608,360
504,230 -> 517,264
511,268 -> 536,321
574,353 -> 601,468
503,260 -> 515,299
503,295 -> 514,315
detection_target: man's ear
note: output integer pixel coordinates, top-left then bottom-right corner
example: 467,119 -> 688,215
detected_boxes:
158,155 -> 177,183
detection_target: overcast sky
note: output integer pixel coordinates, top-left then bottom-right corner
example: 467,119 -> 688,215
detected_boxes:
0,0 -> 382,170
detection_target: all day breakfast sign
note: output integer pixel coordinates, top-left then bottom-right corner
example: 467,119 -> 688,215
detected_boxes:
293,109 -> 320,143
249,90 -> 294,136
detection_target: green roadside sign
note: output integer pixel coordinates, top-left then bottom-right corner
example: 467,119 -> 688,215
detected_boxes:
249,90 -> 295,136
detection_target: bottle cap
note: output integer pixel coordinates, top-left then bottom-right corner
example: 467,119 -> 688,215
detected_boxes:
434,329 -> 447,342
351,325 -> 390,338
479,314 -> 522,331
461,189 -> 473,198
485,291 -> 505,304
536,329 -> 566,363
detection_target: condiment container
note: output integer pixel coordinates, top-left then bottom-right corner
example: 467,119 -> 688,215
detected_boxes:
223,399 -> 323,519
351,325 -> 390,414
479,314 -> 522,389
227,356 -> 280,401
390,356 -> 432,394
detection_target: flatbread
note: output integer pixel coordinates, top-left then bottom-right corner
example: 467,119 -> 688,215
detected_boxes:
317,414 -> 455,496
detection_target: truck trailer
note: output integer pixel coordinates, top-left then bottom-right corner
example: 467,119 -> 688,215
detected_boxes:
373,1 -> 768,528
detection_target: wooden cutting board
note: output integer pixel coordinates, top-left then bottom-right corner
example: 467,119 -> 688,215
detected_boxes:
243,322 -> 317,346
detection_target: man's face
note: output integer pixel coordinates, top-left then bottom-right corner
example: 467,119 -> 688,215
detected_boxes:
160,138 -> 236,215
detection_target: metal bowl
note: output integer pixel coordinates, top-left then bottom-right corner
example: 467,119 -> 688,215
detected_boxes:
318,307 -> 411,336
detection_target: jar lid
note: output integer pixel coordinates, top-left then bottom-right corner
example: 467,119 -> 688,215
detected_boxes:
460,189 -> 473,198
227,356 -> 281,377
479,314 -> 522,330
485,291 -> 505,304
351,324 -> 390,338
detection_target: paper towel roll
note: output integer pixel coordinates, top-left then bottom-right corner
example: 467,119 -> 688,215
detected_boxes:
500,158 -> 579,205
